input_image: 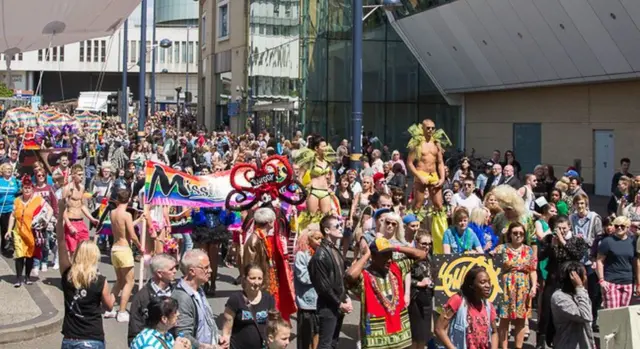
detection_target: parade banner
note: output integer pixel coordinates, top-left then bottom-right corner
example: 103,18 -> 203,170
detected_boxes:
432,253 -> 504,308
144,161 -> 233,208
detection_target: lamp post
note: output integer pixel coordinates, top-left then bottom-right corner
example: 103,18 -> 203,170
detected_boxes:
350,0 -> 401,169
121,19 -> 128,125
150,0 -> 157,115
185,26 -> 192,110
138,0 -> 148,142
175,86 -> 182,133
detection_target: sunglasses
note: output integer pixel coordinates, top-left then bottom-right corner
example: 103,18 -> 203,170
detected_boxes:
615,224 -> 627,229
333,222 -> 344,229
464,183 -> 473,187
385,220 -> 398,227
425,126 -> 435,130
512,232 -> 525,237
419,241 -> 433,247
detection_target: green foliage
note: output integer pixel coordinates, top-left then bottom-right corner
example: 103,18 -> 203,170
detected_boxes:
0,82 -> 13,97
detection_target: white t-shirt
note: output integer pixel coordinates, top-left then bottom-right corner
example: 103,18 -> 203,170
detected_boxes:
452,192 -> 482,213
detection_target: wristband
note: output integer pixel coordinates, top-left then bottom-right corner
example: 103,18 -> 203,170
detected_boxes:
598,279 -> 605,284
395,246 -> 401,252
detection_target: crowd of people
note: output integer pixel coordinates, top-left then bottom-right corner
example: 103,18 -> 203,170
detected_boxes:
0,111 -> 638,349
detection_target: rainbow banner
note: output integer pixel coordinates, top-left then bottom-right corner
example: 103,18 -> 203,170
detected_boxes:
144,161 -> 235,208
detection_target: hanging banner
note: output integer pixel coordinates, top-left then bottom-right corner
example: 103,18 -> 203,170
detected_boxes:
144,161 -> 233,208
432,253 -> 505,308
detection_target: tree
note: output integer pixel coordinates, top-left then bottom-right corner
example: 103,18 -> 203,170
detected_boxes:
0,82 -> 12,97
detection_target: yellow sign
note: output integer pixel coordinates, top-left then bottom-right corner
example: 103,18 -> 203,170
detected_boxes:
433,254 -> 504,306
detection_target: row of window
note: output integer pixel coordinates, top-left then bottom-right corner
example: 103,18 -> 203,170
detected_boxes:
250,24 -> 298,36
38,46 -> 67,62
0,53 -> 23,61
79,40 -> 107,62
128,40 -> 198,65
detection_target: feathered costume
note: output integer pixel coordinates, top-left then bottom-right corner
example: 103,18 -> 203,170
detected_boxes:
406,124 -> 452,254
294,145 -> 340,230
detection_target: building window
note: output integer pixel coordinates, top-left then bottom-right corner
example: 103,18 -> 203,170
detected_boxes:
79,41 -> 84,62
130,41 -> 137,63
18,53 -> 22,61
285,3 -> 291,17
94,40 -> 99,63
218,0 -> 229,40
101,40 -> 106,62
188,42 -> 194,63
146,41 -> 151,63
174,43 -> 179,64
201,13 -> 206,48
167,44 -> 173,63
38,49 -> 43,61
45,48 -> 50,62
274,3 -> 279,16
59,46 -> 65,62
181,41 -> 187,63
87,40 -> 92,62
160,44 -> 166,63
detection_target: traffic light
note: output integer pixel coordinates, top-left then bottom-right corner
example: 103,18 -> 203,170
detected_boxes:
144,96 -> 149,116
184,91 -> 192,103
107,92 -> 119,116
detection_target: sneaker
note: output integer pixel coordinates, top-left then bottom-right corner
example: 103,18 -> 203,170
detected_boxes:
52,263 -> 59,270
30,268 -> 39,278
41,264 -> 48,272
103,310 -> 117,319
116,311 -> 130,322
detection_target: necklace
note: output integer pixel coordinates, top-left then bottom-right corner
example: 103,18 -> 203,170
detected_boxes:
452,229 -> 469,252
369,269 -> 400,315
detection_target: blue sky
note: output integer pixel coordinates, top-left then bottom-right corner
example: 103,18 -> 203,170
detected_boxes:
128,0 -> 155,26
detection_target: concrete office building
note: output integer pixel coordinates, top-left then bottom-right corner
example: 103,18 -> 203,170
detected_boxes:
198,0 -> 300,133
390,0 -> 640,195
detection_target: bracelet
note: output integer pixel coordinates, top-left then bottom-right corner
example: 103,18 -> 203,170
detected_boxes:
598,279 -> 605,284
395,246 -> 401,252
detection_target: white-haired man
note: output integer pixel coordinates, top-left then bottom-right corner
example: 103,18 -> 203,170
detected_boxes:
172,249 -> 225,349
243,206 -> 298,321
127,254 -> 177,345
243,207 -> 276,288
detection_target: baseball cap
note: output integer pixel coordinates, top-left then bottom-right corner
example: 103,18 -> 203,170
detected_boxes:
373,207 -> 391,220
369,237 -> 396,254
485,161 -> 494,168
402,214 -> 419,225
564,170 -> 579,178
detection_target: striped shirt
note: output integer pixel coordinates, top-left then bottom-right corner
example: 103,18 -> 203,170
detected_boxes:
130,328 -> 175,349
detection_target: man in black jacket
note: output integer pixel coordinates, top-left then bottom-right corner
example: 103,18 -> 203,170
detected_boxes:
309,215 -> 353,349
127,254 -> 177,345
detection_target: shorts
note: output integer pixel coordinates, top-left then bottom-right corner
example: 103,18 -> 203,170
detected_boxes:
110,245 -> 134,268
415,170 -> 439,186
64,220 -> 90,253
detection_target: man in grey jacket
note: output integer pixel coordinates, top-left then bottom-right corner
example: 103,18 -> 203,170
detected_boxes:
172,249 -> 227,349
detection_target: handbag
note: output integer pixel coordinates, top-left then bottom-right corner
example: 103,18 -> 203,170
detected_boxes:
245,296 -> 268,349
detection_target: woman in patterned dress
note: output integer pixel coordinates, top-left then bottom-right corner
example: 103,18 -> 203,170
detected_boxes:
491,222 -> 537,349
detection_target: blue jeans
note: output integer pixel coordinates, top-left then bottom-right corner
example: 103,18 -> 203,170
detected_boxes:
85,165 -> 97,188
61,339 -> 105,349
33,230 -> 52,268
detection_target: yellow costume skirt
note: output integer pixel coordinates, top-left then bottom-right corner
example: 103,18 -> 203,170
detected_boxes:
431,210 -> 447,254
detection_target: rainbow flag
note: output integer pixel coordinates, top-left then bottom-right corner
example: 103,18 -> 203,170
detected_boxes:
144,161 -> 235,208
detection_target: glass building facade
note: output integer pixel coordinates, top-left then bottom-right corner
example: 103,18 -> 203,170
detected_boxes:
156,0 -> 199,26
299,0 -> 460,152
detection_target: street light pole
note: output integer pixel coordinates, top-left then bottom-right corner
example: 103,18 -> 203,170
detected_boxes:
121,19 -> 128,125
150,0 -> 157,115
351,0 -> 363,170
138,0 -> 148,141
185,26 -> 190,111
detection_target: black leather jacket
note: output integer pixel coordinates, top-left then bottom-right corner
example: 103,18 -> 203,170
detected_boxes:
308,239 -> 347,308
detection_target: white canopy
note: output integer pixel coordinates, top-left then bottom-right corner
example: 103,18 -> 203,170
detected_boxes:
0,0 -> 141,55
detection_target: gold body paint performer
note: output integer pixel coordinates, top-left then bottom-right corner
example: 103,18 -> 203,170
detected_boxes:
406,119 -> 451,254
294,135 -> 338,230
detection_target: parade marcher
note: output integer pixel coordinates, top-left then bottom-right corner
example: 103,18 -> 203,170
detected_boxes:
63,164 -> 99,254
130,297 -> 192,349
309,215 -> 352,349
172,249 -> 224,349
596,216 -> 635,309
221,264 -> 276,349
407,230 -> 434,349
294,224 -> 321,349
56,197 -> 114,349
0,162 -> 19,255
434,266 -> 498,349
128,254 -> 178,345
5,175 -> 52,286
104,189 -> 144,322
346,237 -> 427,349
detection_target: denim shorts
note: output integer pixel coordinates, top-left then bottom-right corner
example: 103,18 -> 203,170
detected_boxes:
61,338 -> 105,349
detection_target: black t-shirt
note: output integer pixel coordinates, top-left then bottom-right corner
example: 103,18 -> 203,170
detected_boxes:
226,291 -> 275,349
61,269 -> 106,341
598,235 -> 636,284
